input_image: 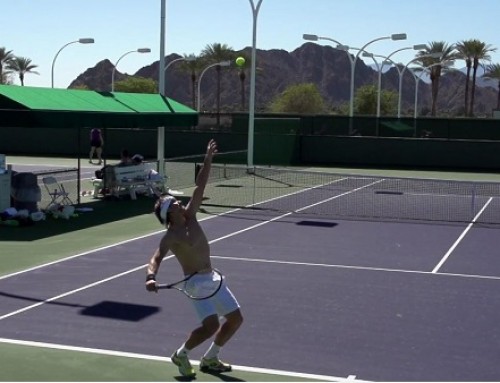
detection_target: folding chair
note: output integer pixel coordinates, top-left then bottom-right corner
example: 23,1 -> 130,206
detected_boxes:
42,176 -> 74,209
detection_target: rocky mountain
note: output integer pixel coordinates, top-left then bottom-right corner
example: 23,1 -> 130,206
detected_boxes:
69,43 -> 499,117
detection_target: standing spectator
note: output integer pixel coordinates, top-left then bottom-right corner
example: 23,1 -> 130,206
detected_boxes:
89,128 -> 104,165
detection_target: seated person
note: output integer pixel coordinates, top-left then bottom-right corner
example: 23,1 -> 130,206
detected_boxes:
131,154 -> 164,196
132,154 -> 161,180
117,149 -> 133,166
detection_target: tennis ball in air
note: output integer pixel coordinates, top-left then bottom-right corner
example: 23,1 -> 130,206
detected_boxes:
235,57 -> 245,67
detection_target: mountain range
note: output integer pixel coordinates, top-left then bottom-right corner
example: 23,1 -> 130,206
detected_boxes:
69,42 -> 499,117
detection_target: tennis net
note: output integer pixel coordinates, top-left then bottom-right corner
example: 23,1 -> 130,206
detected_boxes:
162,150 -> 247,190
199,165 -> 500,225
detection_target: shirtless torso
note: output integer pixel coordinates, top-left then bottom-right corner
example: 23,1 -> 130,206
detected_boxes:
162,217 -> 211,275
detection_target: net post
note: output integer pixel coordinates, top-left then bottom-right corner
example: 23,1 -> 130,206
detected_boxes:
471,184 -> 476,220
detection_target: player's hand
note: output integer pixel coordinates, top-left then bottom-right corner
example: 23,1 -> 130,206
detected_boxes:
207,139 -> 218,157
145,279 -> 158,293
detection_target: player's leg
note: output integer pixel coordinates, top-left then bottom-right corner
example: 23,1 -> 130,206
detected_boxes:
200,284 -> 243,373
213,308 -> 243,346
96,147 -> 103,164
171,313 -> 219,377
186,314 -> 220,349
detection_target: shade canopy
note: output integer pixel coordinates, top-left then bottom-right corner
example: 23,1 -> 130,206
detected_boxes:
0,85 -> 198,128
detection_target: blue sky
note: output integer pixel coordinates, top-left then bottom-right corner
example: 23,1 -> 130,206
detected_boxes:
3,0 -> 500,88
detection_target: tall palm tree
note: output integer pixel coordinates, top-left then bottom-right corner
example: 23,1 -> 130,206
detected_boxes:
7,56 -> 39,86
0,47 -> 15,84
201,43 -> 233,126
415,41 -> 458,116
235,54 -> 250,110
467,40 -> 495,116
455,40 -> 476,116
484,63 -> 500,110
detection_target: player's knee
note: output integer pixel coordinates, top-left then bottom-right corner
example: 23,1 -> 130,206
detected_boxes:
202,315 -> 220,336
226,309 -> 243,329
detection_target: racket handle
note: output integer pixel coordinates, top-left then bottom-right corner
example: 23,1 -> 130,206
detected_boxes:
156,283 -> 172,290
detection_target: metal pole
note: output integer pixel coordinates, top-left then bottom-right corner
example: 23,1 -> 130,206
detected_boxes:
51,41 -> 77,88
197,62 -> 230,111
111,50 -> 134,92
247,0 -> 263,167
157,0 -> 166,178
51,38 -> 94,88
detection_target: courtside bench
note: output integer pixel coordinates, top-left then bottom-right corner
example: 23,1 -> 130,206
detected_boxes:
93,163 -> 166,200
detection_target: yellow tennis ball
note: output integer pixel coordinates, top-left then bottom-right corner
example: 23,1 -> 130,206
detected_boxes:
236,57 -> 245,67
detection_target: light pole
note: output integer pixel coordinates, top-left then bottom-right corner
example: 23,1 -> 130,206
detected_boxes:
197,61 -> 231,112
158,0 -> 167,178
165,56 -> 195,73
372,44 -> 426,117
349,34 -> 407,123
303,35 -> 354,79
163,56 -> 195,95
303,34 -> 355,84
303,33 -> 407,133
303,33 -> 344,47
51,38 -> 94,88
111,48 -> 151,92
397,52 -> 442,117
247,0 -> 264,167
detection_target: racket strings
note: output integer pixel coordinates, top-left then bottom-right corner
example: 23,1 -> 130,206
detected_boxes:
184,271 -> 223,299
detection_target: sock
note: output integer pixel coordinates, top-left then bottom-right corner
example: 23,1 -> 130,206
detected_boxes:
176,343 -> 190,357
203,342 -> 221,359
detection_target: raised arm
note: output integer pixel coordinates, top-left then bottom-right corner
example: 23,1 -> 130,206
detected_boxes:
185,139 -> 217,217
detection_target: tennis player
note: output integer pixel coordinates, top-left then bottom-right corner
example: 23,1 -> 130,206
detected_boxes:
145,139 -> 243,377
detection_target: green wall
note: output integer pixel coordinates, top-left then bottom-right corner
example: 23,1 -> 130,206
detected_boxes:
1,114 -> 500,170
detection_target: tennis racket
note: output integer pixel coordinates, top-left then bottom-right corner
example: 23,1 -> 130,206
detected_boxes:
157,269 -> 224,300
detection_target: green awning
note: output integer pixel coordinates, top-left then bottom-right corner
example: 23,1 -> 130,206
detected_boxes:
0,85 -> 197,128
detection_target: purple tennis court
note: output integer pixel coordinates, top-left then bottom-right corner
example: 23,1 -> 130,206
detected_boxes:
1,168 -> 500,381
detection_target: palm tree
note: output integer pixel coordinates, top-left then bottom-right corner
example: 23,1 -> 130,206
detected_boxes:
7,56 -> 39,86
0,47 -> 15,84
455,40 -> 476,116
235,54 -> 250,110
484,63 -> 500,110
415,41 -> 458,116
201,43 -> 233,126
467,40 -> 495,116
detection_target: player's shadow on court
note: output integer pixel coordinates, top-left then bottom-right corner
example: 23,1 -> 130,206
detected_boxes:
80,301 -> 160,321
0,292 -> 159,322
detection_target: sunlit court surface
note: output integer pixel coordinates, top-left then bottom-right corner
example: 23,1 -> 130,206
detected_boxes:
1,157 -> 500,381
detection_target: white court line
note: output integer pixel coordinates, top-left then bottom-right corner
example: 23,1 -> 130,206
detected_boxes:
0,229 -> 167,281
0,175 -> 365,281
0,178 -> 381,320
2,177 -> 496,322
212,255 -> 500,281
432,197 -> 493,273
0,338 -> 367,382
0,258 -> 167,321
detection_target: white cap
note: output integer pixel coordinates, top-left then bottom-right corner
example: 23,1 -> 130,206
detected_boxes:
160,196 -> 176,220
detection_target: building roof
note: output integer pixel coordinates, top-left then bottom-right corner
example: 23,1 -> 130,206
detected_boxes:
0,85 -> 198,128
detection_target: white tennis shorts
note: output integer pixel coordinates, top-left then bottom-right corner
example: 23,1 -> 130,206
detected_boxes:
190,272 -> 240,322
